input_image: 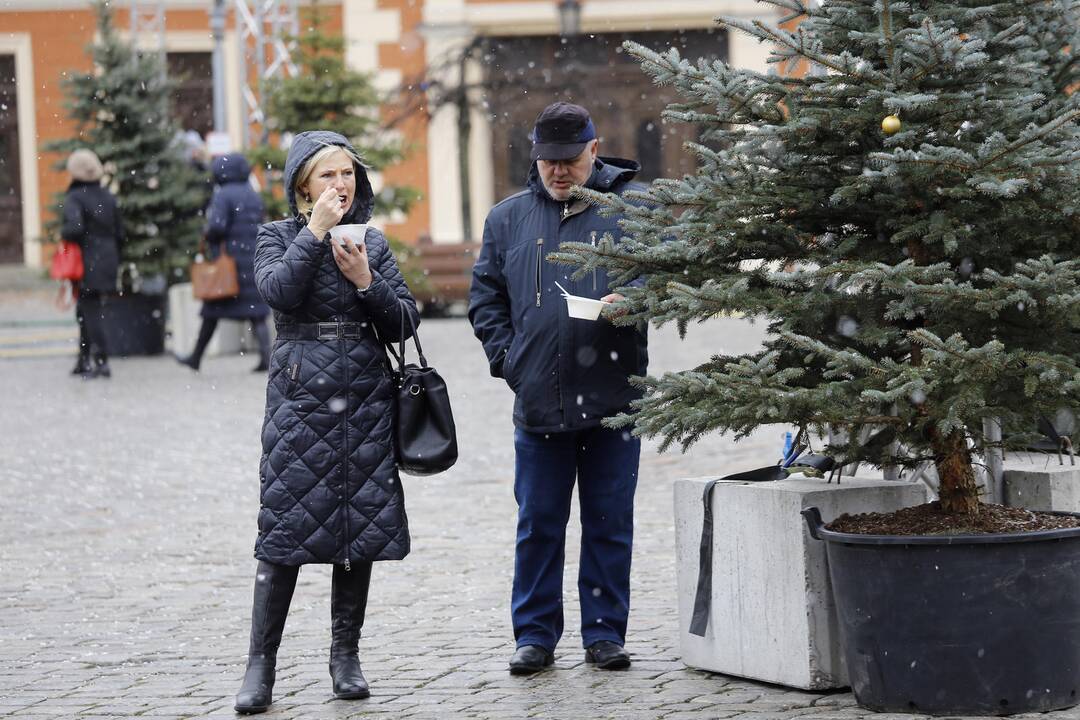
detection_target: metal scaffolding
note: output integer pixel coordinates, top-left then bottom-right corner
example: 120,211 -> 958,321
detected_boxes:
128,0 -> 166,60
234,0 -> 300,148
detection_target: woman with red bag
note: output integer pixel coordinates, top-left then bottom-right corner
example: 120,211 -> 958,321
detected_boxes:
61,148 -> 122,378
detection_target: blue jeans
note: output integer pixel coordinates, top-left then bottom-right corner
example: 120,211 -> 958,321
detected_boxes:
512,426 -> 641,651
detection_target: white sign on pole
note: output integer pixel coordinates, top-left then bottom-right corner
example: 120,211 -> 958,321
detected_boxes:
206,131 -> 234,156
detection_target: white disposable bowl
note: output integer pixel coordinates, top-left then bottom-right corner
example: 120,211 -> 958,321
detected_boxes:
564,294 -> 609,321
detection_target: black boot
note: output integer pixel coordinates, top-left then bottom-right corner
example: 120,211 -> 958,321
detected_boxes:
329,561 -> 373,699
179,318 -> 218,372
251,319 -> 271,373
93,354 -> 111,379
72,349 -> 91,376
235,561 -> 298,714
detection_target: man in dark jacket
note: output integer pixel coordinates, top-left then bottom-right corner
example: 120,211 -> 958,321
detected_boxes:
469,103 -> 647,675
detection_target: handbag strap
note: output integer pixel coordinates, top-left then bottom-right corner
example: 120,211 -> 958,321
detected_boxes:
687,454 -> 835,638
383,303 -> 426,376
196,235 -> 231,259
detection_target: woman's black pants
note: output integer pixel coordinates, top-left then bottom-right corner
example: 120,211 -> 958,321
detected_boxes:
76,289 -> 108,364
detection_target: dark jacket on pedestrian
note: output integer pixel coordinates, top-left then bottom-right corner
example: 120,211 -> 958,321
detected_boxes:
469,157 -> 649,433
253,130 -> 419,566
201,154 -> 269,319
61,181 -> 122,293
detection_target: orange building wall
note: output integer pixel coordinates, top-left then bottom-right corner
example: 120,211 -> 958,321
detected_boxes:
4,3 -> 345,260
5,8 -> 96,253
376,0 -> 430,246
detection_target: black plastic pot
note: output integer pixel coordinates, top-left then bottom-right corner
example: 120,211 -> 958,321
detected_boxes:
102,292 -> 166,357
803,507 -> 1080,716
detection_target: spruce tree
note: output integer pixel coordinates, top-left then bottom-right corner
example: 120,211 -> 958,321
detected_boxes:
45,0 -> 205,288
248,7 -> 418,221
246,6 -> 424,292
555,0 -> 1080,518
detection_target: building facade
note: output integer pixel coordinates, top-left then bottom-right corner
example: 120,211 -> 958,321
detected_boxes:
0,0 -> 778,268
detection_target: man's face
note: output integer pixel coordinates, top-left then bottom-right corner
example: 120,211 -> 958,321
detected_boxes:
537,140 -> 598,201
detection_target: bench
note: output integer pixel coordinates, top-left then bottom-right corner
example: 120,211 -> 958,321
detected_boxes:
411,237 -> 481,315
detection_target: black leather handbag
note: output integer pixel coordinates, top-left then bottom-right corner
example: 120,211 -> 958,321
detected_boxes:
386,306 -> 458,476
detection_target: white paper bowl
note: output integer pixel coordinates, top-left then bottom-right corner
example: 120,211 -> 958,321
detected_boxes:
564,294 -> 609,321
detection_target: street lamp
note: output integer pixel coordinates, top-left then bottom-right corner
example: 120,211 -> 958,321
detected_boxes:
558,0 -> 582,37
210,0 -> 227,133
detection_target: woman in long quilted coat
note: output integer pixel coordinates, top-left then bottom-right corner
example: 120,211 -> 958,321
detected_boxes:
234,131 -> 419,714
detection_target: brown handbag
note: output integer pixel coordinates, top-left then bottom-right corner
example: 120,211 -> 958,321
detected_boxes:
190,237 -> 239,301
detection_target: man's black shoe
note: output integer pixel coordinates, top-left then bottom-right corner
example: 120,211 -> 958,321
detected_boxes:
508,645 -> 554,675
585,641 -> 630,670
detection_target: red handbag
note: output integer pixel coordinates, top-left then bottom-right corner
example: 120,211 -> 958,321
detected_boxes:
49,241 -> 84,282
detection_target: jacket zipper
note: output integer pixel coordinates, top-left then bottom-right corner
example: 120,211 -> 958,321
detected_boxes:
338,276 -> 351,572
555,207 -> 569,422
534,238 -> 543,307
590,231 -> 598,293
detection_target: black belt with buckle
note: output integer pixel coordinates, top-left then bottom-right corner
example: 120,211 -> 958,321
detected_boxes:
276,321 -> 367,340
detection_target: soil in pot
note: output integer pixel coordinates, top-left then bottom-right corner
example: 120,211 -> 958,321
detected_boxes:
828,500 -> 1080,536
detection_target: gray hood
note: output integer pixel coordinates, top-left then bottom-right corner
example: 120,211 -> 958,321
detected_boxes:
282,130 -> 374,224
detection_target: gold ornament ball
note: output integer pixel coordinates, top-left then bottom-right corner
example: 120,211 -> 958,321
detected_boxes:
882,115 -> 902,135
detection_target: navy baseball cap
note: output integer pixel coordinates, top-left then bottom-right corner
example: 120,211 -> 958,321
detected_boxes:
530,102 -> 597,161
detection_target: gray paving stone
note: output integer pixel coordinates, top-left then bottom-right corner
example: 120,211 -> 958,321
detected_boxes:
0,315 -> 1050,720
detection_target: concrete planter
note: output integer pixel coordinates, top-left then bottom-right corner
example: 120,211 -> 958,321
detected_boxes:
674,475 -> 927,690
102,292 -> 166,356
166,282 -> 257,358
1003,452 -> 1080,512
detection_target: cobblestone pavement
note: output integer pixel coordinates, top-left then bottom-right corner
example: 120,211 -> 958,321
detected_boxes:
2,311 -> 1076,720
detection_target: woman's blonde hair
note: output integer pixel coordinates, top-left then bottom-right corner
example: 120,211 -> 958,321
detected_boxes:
293,143 -> 365,217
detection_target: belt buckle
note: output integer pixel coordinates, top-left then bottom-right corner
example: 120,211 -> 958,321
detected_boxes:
317,322 -> 339,340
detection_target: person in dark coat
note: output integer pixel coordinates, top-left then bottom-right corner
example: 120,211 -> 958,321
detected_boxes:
62,148 -> 121,379
469,103 -> 648,675
176,154 -> 272,372
233,130 -> 419,715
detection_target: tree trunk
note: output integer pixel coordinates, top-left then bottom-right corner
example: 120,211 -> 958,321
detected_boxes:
930,427 -> 980,516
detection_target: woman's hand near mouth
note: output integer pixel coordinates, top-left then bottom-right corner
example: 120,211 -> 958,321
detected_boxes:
307,186 -> 348,239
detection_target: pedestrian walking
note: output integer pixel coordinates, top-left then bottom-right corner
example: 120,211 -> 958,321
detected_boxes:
176,154 -> 272,372
233,130 -> 419,714
62,148 -> 121,379
468,102 -> 648,674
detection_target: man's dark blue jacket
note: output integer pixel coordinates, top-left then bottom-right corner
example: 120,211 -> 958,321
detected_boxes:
469,157 -> 648,433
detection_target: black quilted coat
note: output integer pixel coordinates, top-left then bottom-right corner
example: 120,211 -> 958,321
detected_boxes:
61,181 -> 121,293
252,131 -> 419,566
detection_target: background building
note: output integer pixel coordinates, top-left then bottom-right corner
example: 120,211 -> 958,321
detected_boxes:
0,0 -> 778,268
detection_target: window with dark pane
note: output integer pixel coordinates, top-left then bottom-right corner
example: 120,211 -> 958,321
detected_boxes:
636,119 -> 662,182
166,52 -> 214,138
0,54 -> 22,262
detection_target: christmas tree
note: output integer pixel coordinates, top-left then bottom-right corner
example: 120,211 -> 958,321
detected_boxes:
45,0 -> 206,288
246,6 -> 424,292
555,0 -> 1080,518
247,7 -> 418,221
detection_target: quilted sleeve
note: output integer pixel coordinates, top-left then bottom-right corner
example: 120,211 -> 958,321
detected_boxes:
203,187 -> 229,243
467,216 -> 514,379
113,194 -> 125,248
356,229 -> 420,342
60,193 -> 86,246
254,222 -> 328,311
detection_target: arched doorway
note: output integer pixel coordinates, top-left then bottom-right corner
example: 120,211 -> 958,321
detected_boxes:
482,29 -> 728,201
0,55 -> 23,263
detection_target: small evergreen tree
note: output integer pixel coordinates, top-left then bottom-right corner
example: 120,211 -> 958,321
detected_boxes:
248,7 -> 418,221
556,0 -> 1080,519
45,0 -> 205,288
247,6 -> 424,292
